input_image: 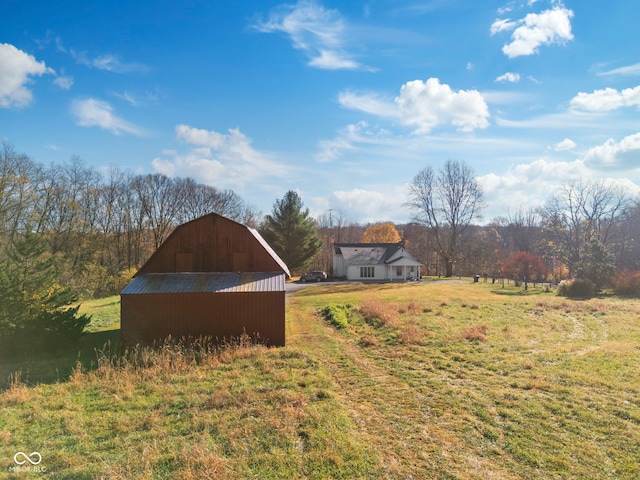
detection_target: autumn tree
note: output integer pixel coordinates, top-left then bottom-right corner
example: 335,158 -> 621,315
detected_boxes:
260,191 -> 323,274
406,159 -> 484,277
501,252 -> 547,290
362,222 -> 401,243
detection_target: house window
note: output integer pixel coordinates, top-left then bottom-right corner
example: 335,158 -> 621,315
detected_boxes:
360,266 -> 375,278
396,266 -> 403,276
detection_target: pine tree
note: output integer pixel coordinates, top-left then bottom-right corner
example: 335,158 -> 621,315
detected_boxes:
260,191 -> 323,273
575,238 -> 616,291
0,228 -> 90,352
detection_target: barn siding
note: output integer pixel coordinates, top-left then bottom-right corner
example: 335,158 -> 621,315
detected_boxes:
137,214 -> 283,275
121,291 -> 285,347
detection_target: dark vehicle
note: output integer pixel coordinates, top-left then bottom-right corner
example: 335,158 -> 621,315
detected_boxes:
300,271 -> 327,282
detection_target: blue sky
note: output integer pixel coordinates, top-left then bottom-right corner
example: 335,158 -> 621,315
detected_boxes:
2,0 -> 640,223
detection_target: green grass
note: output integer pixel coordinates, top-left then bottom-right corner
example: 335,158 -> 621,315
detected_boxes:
0,296 -> 121,389
2,282 -> 640,478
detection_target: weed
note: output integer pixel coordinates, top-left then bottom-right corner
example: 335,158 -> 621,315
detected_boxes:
359,334 -> 379,347
319,304 -> 350,329
462,324 -> 489,342
360,296 -> 400,328
397,323 -> 427,345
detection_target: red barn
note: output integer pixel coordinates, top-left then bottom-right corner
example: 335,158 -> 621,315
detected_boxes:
120,213 -> 290,346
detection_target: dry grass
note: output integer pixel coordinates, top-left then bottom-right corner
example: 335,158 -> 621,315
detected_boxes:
462,324 -> 489,342
360,295 -> 400,328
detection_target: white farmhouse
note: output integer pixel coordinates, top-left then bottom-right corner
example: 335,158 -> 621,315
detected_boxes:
333,242 -> 422,282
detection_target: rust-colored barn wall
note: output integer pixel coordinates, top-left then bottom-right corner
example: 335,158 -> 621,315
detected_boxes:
137,214 -> 282,275
121,291 -> 285,347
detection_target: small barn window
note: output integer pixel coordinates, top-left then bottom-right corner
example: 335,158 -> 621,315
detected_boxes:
360,266 -> 374,278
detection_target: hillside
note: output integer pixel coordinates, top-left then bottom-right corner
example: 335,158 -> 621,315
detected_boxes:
1,282 -> 639,478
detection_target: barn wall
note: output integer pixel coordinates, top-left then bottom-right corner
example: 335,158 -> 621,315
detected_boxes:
138,214 -> 282,275
121,291 -> 285,347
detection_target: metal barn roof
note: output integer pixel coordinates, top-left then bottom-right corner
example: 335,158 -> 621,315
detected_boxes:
121,271 -> 285,295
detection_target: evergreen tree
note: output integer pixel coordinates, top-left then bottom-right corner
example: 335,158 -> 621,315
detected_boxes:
575,237 -> 616,291
0,228 -> 90,352
260,191 -> 323,273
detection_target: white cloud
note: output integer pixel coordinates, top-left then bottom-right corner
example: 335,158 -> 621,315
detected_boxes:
113,90 -> 160,107
315,121 -> 391,162
316,186 -> 410,224
70,98 -> 144,135
0,43 -> 54,108
308,49 -> 360,70
395,78 -> 490,133
152,125 -> 290,189
490,18 -> 517,35
338,91 -> 398,118
583,133 -> 640,170
598,62 -> 640,77
478,157 -> 591,219
495,72 -> 520,83
71,50 -> 148,73
339,78 -> 490,133
555,138 -> 576,151
492,6 -> 574,58
570,86 -> 640,112
252,0 -> 367,70
53,75 -> 74,90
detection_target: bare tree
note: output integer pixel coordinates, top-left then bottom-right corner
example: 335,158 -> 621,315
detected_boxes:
539,180 -> 628,274
0,142 -> 40,242
406,159 -> 484,277
506,207 -> 541,254
131,173 -> 186,249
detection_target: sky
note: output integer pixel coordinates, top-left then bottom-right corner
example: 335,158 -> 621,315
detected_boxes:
2,0 -> 640,224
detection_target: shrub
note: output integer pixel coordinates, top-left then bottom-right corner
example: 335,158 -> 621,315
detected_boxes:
319,304 -> 349,329
613,270 -> 640,297
557,278 -> 595,298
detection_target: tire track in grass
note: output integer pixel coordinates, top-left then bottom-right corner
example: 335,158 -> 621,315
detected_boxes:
289,297 -> 518,479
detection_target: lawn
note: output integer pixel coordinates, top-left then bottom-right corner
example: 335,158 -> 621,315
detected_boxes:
1,282 -> 639,478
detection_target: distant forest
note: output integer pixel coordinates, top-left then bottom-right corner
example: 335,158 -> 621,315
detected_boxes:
2,142 -> 640,299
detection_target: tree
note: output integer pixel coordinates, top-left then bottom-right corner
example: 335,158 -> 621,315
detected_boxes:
0,228 -> 90,353
501,252 -> 547,290
362,222 -> 401,243
260,191 -> 323,274
574,238 -> 616,291
406,159 -> 484,277
539,180 -> 627,275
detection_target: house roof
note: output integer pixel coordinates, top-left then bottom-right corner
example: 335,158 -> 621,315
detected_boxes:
121,272 -> 285,295
334,242 -> 422,267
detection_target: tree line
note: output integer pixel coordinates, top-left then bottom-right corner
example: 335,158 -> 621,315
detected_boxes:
309,160 -> 640,293
0,142 -> 259,298
3,142 -> 640,298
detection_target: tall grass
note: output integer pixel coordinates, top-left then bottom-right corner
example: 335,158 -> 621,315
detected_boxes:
1,332 -> 378,478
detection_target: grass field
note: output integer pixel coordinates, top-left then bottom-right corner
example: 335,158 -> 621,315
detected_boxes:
1,282 -> 639,478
